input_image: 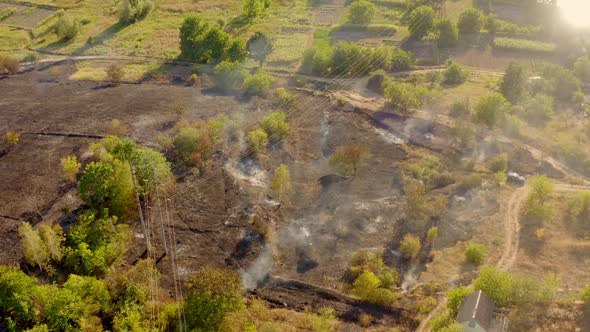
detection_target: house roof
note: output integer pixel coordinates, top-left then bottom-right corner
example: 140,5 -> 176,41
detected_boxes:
456,290 -> 495,329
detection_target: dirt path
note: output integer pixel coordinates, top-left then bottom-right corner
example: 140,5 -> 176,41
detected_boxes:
497,186 -> 529,270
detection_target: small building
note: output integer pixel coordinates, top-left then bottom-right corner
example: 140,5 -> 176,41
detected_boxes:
456,290 -> 495,332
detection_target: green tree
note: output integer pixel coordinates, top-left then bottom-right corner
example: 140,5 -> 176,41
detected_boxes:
185,267 -> 245,331
464,242 -> 487,264
243,0 -> 269,18
243,70 -> 273,96
391,48 -> 414,71
260,111 -> 290,140
63,275 -> 111,318
271,164 -> 292,200
61,155 -> 81,182
247,32 -> 273,66
79,162 -> 115,211
443,63 -> 467,85
328,144 -> 371,176
408,6 -> 435,39
485,14 -> 498,36
226,38 -> 249,62
446,286 -> 473,315
574,57 -> 590,82
526,175 -> 554,223
405,180 -> 429,223
347,0 -> 376,25
473,266 -> 514,306
32,284 -> 85,331
19,222 -> 52,273
247,128 -> 269,154
201,27 -> 231,63
457,8 -> 483,34
179,16 -> 209,60
214,61 -> 248,91
384,82 -> 429,112
475,93 -> 510,128
435,18 -> 458,48
54,14 -> 80,40
0,266 -> 37,325
400,234 -> 421,259
500,62 -> 527,104
487,153 -> 508,173
540,63 -> 581,102
522,94 -> 554,126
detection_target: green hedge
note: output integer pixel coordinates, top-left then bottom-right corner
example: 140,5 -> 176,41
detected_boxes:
493,37 -> 556,54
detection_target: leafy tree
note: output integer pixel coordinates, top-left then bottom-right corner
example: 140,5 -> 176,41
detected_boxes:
347,0 -> 376,25
567,191 -> 590,225
19,222 -> 52,273
391,48 -> 415,71
457,8 -> 483,34
474,93 -> 510,128
132,147 -> 174,194
522,94 -> 554,126
79,162 -> 115,211
226,38 -> 249,62
473,266 -> 514,306
526,175 -> 554,223
185,267 -> 244,331
574,56 -> 590,82
405,180 -> 429,223
540,63 -> 581,102
214,61 -> 248,91
443,63 -> 467,85
260,111 -> 290,140
243,70 -> 273,96
173,127 -> 202,165
485,14 -> 498,36
243,0 -> 269,18
352,271 -> 399,306
487,153 -> 508,173
446,286 -> 473,315
0,266 -> 37,325
436,18 -> 458,48
61,155 -> 81,182
271,164 -> 292,200
179,16 -> 209,60
65,211 -> 131,276
63,275 -> 111,318
384,82 -> 429,112
54,14 -> 80,40
119,0 -> 152,24
201,27 -> 231,63
247,32 -> 273,66
400,234 -> 421,259
328,144 -> 371,177
247,128 -> 269,154
500,62 -> 527,104
408,6 -> 435,39
464,242 -> 487,264
31,284 -> 85,331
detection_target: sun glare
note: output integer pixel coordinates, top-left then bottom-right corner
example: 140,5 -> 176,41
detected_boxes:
559,0 -> 590,28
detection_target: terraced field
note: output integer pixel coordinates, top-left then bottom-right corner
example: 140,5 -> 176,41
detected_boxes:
0,3 -> 55,29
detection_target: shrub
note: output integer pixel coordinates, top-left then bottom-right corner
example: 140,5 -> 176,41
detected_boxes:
352,271 -> 399,306
400,234 -> 421,259
391,48 -> 414,71
106,64 -> 124,85
457,8 -> 483,34
119,0 -> 152,24
408,6 -> 435,38
582,284 -> 590,304
328,144 -> 371,177
259,111 -> 290,140
525,175 -> 554,223
446,286 -> 473,315
3,131 -> 20,145
247,128 -> 269,154
0,54 -> 19,75
271,164 -> 292,200
214,61 -> 248,91
540,63 -> 581,102
464,242 -> 487,264
61,155 -> 81,182
173,127 -> 205,166
188,73 -> 200,86
493,37 -> 556,54
347,0 -> 376,25
226,38 -> 248,62
427,226 -> 439,245
574,56 -> 590,82
243,0 -> 270,18
384,82 -> 429,112
475,93 -> 510,128
473,266 -> 514,306
404,179 -> 429,222
449,99 -> 469,118
487,153 -> 508,173
247,32 -> 273,66
522,94 -> 554,126
243,70 -> 273,96
367,70 -> 389,94
458,174 -> 482,192
19,222 -> 52,273
78,161 -> 133,216
275,87 -> 295,106
443,63 -> 467,85
430,172 -> 455,189
54,15 -> 80,40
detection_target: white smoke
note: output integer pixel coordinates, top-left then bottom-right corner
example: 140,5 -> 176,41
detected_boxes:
240,245 -> 274,290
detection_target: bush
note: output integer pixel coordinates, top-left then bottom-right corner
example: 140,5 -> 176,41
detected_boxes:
574,56 -> 590,82
540,63 -> 581,102
457,8 -> 483,34
226,38 -> 248,62
487,153 -> 508,173
119,0 -> 152,24
385,82 -> 429,112
3,131 -> 20,145
106,64 -> 124,85
443,63 -> 467,85
582,284 -> 590,304
525,175 -> 554,223
243,70 -> 273,96
243,0 -> 270,18
275,87 -> 295,106
347,0 -> 376,25
493,37 -> 556,53
78,161 -> 133,216
430,172 -> 455,189
247,128 -> 269,154
391,48 -> 414,71
464,242 -> 487,264
352,271 -> 399,306
475,93 -> 510,128
427,226 -> 439,245
0,54 -> 19,75
271,164 -> 292,200
500,62 -> 527,104
521,94 -> 554,126
408,6 -> 435,38
328,144 -> 371,177
458,174 -> 482,192
188,73 -> 200,86
400,234 -> 421,259
180,16 -> 246,63
259,111 -> 290,141
473,266 -> 514,306
446,286 -> 473,315
367,70 -> 389,94
55,15 -> 80,40
61,155 -> 81,182
214,61 -> 248,91
449,99 -> 470,118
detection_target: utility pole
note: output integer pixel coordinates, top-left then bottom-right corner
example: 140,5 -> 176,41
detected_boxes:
152,167 -> 169,256
130,164 -> 150,251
